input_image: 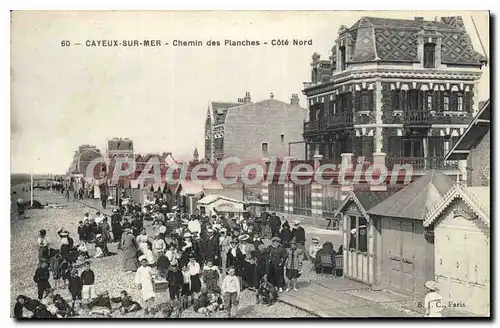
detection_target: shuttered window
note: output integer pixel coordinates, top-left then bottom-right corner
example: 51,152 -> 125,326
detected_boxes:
392,90 -> 401,110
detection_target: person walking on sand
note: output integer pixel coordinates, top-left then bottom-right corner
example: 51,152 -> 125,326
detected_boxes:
135,255 -> 157,315
122,228 -> 139,273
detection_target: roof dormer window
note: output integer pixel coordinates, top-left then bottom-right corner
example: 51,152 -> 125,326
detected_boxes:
423,43 -> 436,68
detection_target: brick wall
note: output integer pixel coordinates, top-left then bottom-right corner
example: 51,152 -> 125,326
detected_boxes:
467,129 -> 490,187
223,99 -> 307,160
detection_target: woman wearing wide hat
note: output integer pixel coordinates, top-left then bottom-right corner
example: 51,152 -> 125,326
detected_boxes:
424,281 -> 443,317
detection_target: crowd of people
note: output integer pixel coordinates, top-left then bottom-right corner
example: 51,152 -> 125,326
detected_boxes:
14,193 -> 342,319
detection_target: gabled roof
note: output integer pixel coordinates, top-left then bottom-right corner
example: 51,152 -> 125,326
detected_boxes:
345,16 -> 486,65
424,184 -> 490,228
446,99 -> 490,160
367,171 -> 454,220
198,194 -> 245,206
334,190 -> 398,219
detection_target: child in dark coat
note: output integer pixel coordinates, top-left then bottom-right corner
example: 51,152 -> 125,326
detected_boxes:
33,261 -> 51,300
77,221 -> 87,244
68,268 -> 83,310
167,264 -> 183,301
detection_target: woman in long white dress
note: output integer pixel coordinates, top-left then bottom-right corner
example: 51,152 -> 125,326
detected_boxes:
135,256 -> 156,315
136,229 -> 149,256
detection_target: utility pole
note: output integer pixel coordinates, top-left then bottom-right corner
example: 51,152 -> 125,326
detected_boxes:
30,166 -> 34,207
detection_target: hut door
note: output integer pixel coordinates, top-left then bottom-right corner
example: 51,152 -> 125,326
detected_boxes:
388,219 -> 415,294
401,221 -> 415,294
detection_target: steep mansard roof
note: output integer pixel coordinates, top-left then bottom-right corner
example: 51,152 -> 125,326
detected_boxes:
345,16 -> 486,65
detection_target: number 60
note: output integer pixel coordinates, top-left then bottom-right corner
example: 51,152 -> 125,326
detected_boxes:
61,40 -> 71,47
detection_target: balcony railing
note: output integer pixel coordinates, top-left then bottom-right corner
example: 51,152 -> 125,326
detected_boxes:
303,121 -> 321,134
327,112 -> 354,129
403,110 -> 431,125
386,157 -> 459,172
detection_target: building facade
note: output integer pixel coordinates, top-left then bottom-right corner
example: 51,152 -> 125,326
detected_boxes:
265,16 -> 487,224
67,144 -> 103,176
204,92 -> 307,162
302,16 -> 486,166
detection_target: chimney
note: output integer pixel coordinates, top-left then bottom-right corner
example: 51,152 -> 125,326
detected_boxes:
244,91 -> 252,104
290,93 -> 300,106
414,17 -> 424,21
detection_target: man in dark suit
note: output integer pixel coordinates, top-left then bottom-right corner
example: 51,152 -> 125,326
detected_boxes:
202,228 -> 220,267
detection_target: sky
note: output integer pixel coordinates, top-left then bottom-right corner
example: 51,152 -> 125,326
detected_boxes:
10,11 -> 489,174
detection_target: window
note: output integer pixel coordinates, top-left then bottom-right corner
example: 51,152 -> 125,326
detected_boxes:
450,92 -> 459,111
458,95 -> 463,111
361,90 -> 373,111
348,216 -> 368,252
280,133 -> 285,142
428,136 -> 445,157
427,93 -> 433,111
444,94 -> 449,111
349,216 -> 357,249
408,90 -> 419,110
339,46 -> 346,71
400,90 -> 407,110
261,142 -> 268,154
464,91 -> 472,112
433,91 -> 442,111
392,90 -> 401,110
329,100 -> 336,115
402,138 -> 424,157
423,43 -> 436,68
388,136 -> 402,157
